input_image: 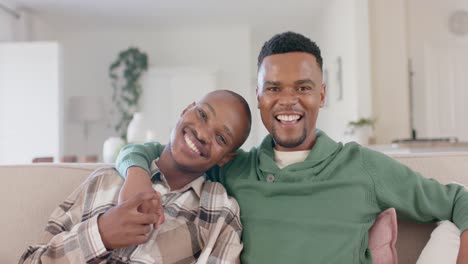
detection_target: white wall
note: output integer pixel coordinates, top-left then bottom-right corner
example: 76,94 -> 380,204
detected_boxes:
313,0 -> 373,143
0,0 -> 34,42
0,12 -> 14,41
32,25 -> 254,156
0,42 -> 63,164
408,0 -> 468,140
354,0 -> 372,120
369,0 -> 468,143
141,67 -> 218,143
0,0 -> 16,41
369,0 -> 411,143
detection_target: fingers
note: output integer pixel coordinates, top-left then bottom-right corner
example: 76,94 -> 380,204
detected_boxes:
120,233 -> 151,248
138,198 -> 163,217
151,196 -> 162,214
131,235 -> 150,246
138,200 -> 155,214
132,224 -> 152,236
154,214 -> 165,229
150,193 -> 165,228
122,192 -> 165,229
133,212 -> 158,225
123,192 -> 158,210
156,203 -> 165,226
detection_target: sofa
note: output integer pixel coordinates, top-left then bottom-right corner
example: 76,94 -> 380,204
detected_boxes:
2,152 -> 468,263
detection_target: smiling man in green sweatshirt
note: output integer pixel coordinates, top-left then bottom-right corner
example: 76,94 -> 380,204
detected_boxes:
116,32 -> 468,263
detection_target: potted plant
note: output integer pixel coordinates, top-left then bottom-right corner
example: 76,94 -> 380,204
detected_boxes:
109,47 -> 148,139
347,117 -> 376,145
103,48 -> 148,163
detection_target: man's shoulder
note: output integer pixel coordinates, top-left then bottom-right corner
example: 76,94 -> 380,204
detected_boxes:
341,141 -> 390,160
81,166 -> 124,190
224,146 -> 259,171
341,142 -> 406,175
235,146 -> 259,161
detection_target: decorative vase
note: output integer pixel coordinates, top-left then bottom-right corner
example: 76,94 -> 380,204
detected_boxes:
127,112 -> 147,144
126,112 -> 159,143
102,137 -> 126,163
355,126 -> 374,145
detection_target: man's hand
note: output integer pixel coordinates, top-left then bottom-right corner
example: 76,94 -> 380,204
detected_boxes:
457,230 -> 468,263
98,192 -> 161,250
119,167 -> 165,228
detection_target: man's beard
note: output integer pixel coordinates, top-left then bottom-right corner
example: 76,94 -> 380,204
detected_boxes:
271,125 -> 307,149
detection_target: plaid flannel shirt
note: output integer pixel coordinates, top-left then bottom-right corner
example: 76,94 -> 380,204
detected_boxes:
19,163 -> 242,264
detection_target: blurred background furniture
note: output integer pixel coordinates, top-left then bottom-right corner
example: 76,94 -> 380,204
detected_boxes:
60,155 -> 78,163
68,96 -> 104,156
79,155 -> 98,163
33,155 -> 99,163
31,157 -> 53,163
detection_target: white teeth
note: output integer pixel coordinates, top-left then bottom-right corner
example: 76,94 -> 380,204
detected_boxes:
184,134 -> 200,154
276,114 -> 301,122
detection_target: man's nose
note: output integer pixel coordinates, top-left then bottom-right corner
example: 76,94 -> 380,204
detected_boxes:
278,88 -> 299,106
194,125 -> 212,145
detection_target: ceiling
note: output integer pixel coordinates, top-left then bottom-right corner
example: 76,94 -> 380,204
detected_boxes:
12,0 -> 327,28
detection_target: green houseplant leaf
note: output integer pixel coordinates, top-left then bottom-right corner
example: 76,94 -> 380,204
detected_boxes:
109,47 -> 148,139
348,117 -> 376,129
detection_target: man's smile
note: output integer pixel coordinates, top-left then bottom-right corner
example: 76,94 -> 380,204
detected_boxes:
274,112 -> 303,126
184,134 -> 201,155
182,127 -> 207,157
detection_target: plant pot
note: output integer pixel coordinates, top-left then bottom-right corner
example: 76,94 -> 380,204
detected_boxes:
355,126 -> 374,145
102,137 -> 126,163
127,112 -> 148,144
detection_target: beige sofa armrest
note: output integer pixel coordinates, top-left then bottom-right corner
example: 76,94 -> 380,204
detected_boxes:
0,163 -> 108,264
392,153 -> 468,263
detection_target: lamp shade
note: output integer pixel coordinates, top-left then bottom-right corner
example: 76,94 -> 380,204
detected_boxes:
68,96 -> 104,122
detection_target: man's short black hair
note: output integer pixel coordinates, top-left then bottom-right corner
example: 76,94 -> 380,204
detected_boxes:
257,31 -> 323,71
216,90 -> 252,150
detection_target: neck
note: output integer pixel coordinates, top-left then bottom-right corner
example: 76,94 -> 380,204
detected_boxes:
156,146 -> 203,190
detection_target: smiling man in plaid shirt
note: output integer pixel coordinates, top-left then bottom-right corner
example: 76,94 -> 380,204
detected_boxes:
19,90 -> 251,264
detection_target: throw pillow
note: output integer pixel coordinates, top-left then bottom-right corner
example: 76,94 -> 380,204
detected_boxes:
369,208 -> 398,264
416,220 -> 460,264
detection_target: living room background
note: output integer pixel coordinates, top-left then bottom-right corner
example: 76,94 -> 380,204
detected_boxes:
1,0 -> 468,163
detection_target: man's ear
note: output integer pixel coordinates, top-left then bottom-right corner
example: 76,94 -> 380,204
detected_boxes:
181,102 -> 196,116
320,83 -> 326,108
217,151 -> 237,167
256,87 -> 260,108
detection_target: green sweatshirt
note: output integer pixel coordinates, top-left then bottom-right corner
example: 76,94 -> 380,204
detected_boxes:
117,130 -> 468,263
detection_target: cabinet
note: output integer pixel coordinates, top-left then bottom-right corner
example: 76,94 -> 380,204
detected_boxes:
0,42 -> 63,163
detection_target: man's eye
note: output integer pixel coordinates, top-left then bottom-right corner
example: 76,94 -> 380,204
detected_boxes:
216,134 -> 227,145
266,87 -> 279,92
198,109 -> 207,120
297,86 -> 311,91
